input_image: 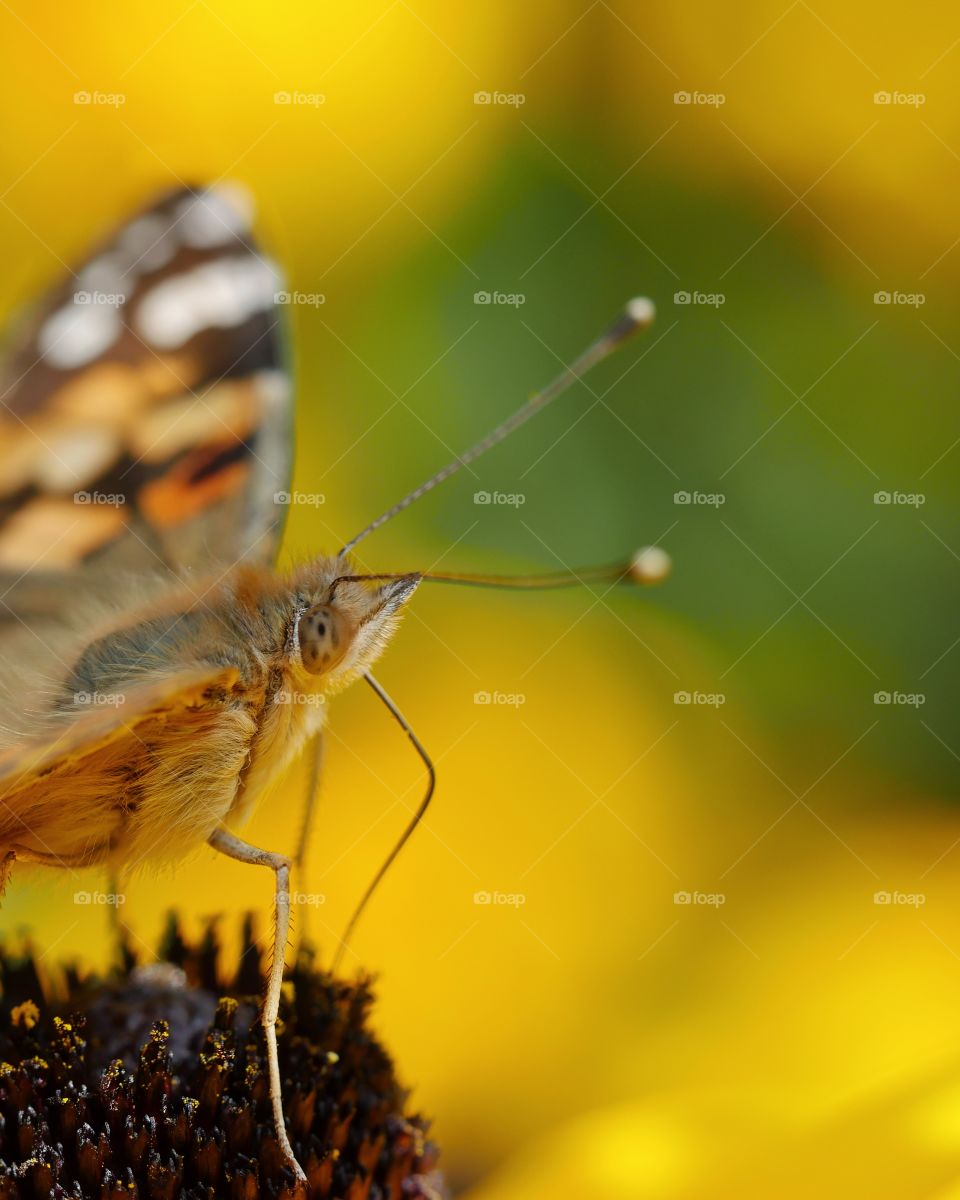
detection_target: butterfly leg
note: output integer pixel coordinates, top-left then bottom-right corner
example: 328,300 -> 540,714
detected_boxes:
208,826 -> 306,1187
105,870 -> 126,956
13,845 -> 106,868
3,845 -> 99,899
292,733 -> 324,946
294,732 -> 324,879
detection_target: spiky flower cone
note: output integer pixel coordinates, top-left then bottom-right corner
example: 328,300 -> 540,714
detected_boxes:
0,916 -> 441,1199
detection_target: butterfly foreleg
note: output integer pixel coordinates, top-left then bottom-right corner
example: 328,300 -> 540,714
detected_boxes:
207,826 -> 306,1187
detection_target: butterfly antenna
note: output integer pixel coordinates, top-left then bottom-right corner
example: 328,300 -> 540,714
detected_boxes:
340,297 -> 656,555
329,544 -> 672,595
331,671 -> 435,972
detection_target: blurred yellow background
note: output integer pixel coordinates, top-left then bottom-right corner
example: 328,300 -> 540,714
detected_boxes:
3,2 -> 960,1196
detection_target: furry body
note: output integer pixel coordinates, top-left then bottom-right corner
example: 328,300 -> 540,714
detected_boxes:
0,555 -> 414,879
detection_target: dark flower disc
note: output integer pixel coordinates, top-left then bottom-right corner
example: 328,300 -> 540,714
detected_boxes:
0,915 -> 441,1200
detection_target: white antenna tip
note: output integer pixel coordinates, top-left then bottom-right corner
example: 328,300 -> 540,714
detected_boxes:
625,296 -> 656,329
628,545 -> 671,585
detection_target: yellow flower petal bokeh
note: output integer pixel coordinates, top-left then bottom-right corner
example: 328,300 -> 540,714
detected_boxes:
1,2 -> 959,1196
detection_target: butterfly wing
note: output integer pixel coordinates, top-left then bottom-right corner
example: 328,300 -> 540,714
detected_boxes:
0,185 -> 292,601
0,664 -> 253,886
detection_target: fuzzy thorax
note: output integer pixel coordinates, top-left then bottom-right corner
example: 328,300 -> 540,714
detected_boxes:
0,554 -> 419,875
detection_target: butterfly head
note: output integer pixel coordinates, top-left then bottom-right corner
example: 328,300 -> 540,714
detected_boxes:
292,563 -> 420,690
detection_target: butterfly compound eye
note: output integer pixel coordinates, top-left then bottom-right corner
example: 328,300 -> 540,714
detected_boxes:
298,605 -> 345,675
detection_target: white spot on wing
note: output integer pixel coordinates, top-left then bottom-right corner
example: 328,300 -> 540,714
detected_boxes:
78,254 -> 123,295
176,185 -> 254,249
134,256 -> 281,350
39,304 -> 122,369
120,214 -> 179,273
